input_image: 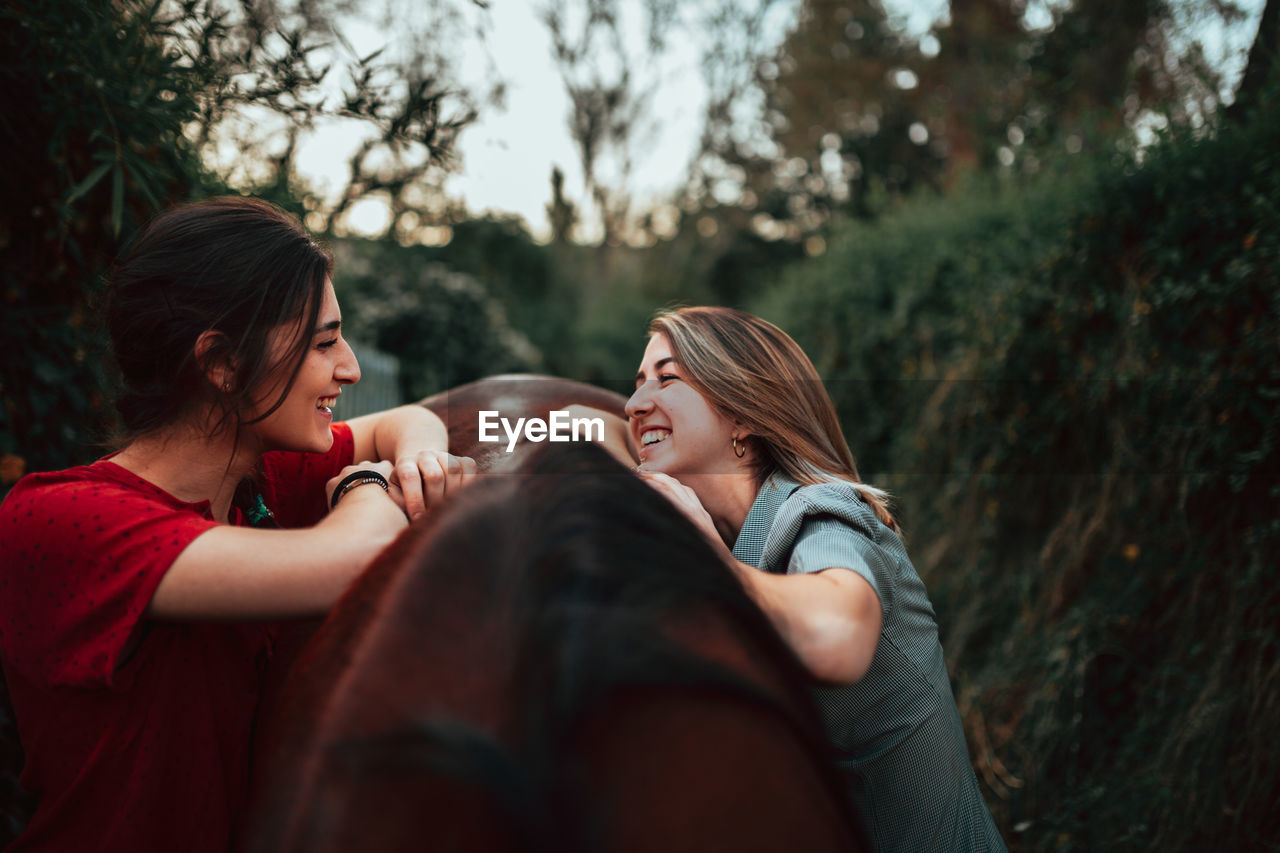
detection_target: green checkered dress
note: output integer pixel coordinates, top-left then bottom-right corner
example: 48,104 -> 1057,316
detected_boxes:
733,473 -> 1006,852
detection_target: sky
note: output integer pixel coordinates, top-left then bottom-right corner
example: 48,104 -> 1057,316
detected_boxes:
291,0 -> 749,242
278,0 -> 1266,243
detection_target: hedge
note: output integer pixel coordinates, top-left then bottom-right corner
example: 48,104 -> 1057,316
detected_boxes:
755,104 -> 1279,851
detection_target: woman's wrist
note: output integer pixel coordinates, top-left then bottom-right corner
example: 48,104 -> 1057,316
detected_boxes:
329,470 -> 390,509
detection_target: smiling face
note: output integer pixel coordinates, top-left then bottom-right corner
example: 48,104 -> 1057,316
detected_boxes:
625,333 -> 741,476
244,278 -> 360,454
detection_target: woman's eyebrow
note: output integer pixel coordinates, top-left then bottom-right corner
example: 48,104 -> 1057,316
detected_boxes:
313,319 -> 341,334
635,357 -> 675,385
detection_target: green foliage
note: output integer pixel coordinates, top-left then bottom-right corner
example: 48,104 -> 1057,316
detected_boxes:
333,239 -> 539,401
522,209 -> 806,392
410,216 -> 580,373
693,0 -> 1249,245
0,0 -> 215,483
754,106 -> 1279,850
756,168 -> 1088,481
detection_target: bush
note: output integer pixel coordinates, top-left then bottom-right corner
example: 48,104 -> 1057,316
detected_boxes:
0,0 -> 216,488
334,241 -> 539,401
754,107 -> 1280,851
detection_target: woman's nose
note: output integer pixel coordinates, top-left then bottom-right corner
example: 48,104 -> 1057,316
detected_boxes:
336,339 -> 361,385
625,382 -> 653,419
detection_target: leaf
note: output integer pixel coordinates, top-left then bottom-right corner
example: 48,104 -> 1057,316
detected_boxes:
65,162 -> 112,203
125,161 -> 160,209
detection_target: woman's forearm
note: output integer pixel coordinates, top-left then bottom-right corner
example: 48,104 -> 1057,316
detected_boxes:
728,560 -> 882,686
347,404 -> 448,463
150,485 -> 408,620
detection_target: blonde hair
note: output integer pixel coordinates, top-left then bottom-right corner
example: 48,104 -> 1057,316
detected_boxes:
650,306 -> 898,532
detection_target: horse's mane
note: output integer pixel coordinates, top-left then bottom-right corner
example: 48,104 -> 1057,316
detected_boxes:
254,442 -> 858,851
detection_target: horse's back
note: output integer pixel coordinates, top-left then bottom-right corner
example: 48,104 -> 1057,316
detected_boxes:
251,439 -> 863,852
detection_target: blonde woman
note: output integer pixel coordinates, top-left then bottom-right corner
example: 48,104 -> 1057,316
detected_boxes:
620,306 -> 1005,852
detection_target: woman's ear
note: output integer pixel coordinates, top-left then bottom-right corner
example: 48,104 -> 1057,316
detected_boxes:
194,330 -> 236,392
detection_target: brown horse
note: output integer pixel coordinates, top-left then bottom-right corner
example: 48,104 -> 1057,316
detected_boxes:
248,375 -> 635,755
418,374 -> 631,468
248,378 -> 864,852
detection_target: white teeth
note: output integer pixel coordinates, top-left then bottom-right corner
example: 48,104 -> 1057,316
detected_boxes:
317,396 -> 336,411
641,430 -> 669,446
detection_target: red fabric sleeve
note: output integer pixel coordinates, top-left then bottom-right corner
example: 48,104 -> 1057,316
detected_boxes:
0,472 -> 217,690
0,423 -> 353,686
257,421 -> 355,529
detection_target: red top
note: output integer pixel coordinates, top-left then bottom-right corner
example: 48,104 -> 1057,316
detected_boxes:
0,423 -> 354,852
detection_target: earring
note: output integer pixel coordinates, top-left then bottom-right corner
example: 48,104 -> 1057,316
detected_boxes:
732,436 -> 746,458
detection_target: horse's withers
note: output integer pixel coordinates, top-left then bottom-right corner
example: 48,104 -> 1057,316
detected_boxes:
249,377 -> 864,852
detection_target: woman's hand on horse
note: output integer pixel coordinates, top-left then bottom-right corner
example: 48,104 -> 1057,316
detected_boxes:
636,471 -> 725,550
393,450 -> 478,521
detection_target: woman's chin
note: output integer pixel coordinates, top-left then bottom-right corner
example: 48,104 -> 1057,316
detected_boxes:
636,452 -> 666,473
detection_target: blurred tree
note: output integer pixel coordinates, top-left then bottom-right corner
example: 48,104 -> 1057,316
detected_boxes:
695,0 -> 948,233
690,0 -> 1253,240
1,0 -> 217,488
547,165 -> 580,244
184,0 -> 482,232
543,0 -> 650,245
334,249 -> 538,400
386,213 -> 584,375
1229,0 -> 1278,118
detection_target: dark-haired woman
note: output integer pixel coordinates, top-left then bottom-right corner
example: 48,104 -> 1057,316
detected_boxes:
0,197 -> 475,852
616,307 -> 1005,852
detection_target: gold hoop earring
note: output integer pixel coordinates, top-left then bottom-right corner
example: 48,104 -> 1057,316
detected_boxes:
733,436 -> 746,459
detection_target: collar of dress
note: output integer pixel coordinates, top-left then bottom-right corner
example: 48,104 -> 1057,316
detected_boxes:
731,472 -> 803,568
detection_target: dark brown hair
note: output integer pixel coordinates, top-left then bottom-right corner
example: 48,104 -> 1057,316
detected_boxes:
106,196 -> 332,440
